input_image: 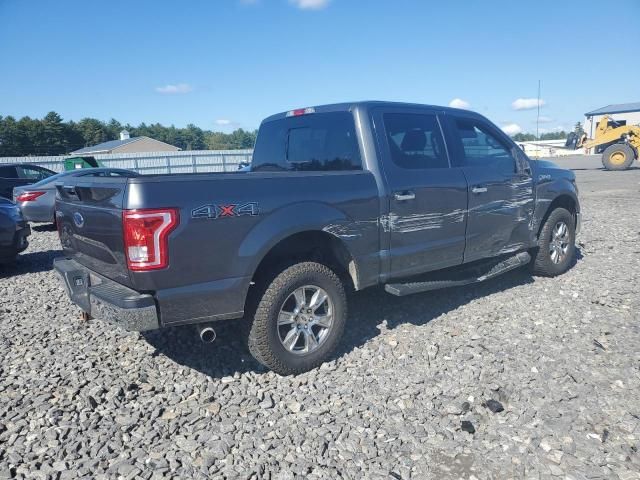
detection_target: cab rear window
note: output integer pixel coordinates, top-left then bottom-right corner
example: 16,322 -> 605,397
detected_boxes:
252,112 -> 362,172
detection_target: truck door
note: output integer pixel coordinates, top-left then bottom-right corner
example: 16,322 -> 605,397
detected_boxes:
373,107 -> 468,278
444,113 -> 534,262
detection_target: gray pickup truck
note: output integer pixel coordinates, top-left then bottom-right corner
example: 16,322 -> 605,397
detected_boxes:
54,101 -> 580,375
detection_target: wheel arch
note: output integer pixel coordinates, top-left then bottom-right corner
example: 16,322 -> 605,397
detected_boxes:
249,229 -> 359,290
536,193 -> 578,240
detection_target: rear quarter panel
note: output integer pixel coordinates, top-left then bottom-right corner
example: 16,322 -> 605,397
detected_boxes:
126,171 -> 380,324
19,188 -> 56,222
126,171 -> 380,291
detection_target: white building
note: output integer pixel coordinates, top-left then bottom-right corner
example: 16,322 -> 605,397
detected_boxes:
584,102 -> 640,138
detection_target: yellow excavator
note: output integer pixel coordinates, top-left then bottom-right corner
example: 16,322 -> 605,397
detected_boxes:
583,116 -> 640,170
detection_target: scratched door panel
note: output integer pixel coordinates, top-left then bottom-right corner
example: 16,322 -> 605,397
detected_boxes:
463,168 -> 534,261
372,107 -> 468,278
444,114 -> 535,263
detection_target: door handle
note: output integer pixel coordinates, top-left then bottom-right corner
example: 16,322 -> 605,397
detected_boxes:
471,186 -> 488,194
394,191 -> 416,201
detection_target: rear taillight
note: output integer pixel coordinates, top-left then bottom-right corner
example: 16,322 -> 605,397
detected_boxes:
16,191 -> 46,202
123,208 -> 179,271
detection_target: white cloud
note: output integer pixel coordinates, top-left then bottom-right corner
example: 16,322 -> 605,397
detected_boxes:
501,123 -> 522,136
448,98 -> 470,109
155,83 -> 193,95
289,0 -> 330,9
536,116 -> 553,123
215,119 -> 240,129
511,98 -> 545,110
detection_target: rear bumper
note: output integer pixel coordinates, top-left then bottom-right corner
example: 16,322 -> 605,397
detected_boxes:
20,203 -> 55,223
54,257 -> 160,332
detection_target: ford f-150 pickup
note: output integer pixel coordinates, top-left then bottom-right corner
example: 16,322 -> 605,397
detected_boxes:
53,101 -> 580,375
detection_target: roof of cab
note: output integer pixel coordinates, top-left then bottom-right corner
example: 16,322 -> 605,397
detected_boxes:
260,101 -> 475,124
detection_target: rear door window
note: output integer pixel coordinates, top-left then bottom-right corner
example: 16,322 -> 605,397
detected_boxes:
252,112 -> 362,171
382,113 -> 449,169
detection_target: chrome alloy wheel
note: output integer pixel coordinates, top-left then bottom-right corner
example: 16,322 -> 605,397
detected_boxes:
277,285 -> 334,355
549,221 -> 570,264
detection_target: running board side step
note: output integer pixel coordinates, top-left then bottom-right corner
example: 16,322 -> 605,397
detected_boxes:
384,252 -> 531,297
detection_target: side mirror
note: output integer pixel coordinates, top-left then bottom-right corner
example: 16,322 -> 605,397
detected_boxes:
512,148 -> 531,175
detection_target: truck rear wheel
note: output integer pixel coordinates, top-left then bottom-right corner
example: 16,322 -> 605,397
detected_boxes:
247,262 -> 347,375
601,144 -> 635,170
530,207 -> 575,277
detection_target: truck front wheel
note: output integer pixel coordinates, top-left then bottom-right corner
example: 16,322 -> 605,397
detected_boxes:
247,262 -> 347,375
530,207 -> 576,277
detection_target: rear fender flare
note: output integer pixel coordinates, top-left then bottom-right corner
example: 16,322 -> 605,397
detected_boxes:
238,201 -> 354,277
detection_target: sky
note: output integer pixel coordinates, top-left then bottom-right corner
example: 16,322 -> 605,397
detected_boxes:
1,0 -> 639,135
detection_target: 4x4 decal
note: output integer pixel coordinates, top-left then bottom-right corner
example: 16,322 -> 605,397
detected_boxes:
192,202 -> 260,219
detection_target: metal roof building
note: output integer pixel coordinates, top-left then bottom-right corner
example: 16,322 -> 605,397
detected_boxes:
584,102 -> 640,138
71,130 -> 180,155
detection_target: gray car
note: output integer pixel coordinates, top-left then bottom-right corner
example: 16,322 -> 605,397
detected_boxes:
13,168 -> 138,223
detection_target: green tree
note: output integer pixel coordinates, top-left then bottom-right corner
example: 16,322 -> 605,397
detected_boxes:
19,116 -> 47,155
539,131 -> 567,140
512,132 -> 536,142
0,112 -> 257,156
43,111 -> 67,155
76,118 -> 113,147
0,116 -> 25,156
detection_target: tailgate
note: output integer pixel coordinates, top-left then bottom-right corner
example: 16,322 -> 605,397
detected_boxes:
55,177 -> 132,286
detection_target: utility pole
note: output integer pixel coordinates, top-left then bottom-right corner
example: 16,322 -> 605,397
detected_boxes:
536,80 -> 541,140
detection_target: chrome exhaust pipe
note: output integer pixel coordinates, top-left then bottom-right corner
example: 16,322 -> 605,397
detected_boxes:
199,325 -> 216,343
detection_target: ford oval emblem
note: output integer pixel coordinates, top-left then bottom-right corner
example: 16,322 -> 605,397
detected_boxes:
73,212 -> 85,228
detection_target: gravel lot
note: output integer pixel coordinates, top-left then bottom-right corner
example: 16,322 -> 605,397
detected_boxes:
1,155 -> 639,479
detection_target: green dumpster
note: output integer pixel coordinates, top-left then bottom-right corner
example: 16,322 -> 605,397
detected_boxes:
64,156 -> 102,170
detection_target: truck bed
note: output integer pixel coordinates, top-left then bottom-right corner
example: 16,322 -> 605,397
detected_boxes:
55,170 -> 380,325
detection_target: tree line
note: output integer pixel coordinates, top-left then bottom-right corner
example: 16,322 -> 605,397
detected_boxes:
0,112 -> 257,157
512,131 -> 568,142
512,123 -> 583,142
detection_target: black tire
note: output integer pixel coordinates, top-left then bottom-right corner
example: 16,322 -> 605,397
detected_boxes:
247,262 -> 347,375
601,144 -> 635,170
530,207 -> 575,277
